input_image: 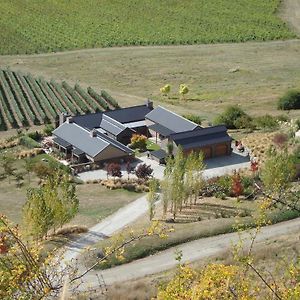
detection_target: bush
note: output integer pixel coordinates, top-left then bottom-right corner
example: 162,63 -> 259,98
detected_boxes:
278,90 -> 300,110
43,124 -> 54,136
19,136 -> 41,149
182,114 -> 203,125
130,134 -> 147,151
254,115 -> 279,130
214,106 -> 251,129
27,131 -> 42,141
135,163 -> 153,181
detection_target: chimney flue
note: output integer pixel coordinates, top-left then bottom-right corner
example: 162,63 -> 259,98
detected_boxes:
146,99 -> 153,109
90,129 -> 97,137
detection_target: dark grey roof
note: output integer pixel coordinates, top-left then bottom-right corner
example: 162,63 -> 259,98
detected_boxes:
72,112 -> 103,130
104,104 -> 153,123
73,148 -> 85,156
145,106 -> 198,134
53,123 -> 132,158
53,136 -> 71,148
100,115 -> 127,136
148,123 -> 175,137
170,125 -> 232,150
151,149 -> 167,160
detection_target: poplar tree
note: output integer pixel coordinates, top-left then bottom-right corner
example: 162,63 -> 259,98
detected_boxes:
23,174 -> 78,239
147,179 -> 160,220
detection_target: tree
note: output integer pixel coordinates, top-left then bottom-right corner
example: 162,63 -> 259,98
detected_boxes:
1,155 -> 15,184
179,84 -> 189,101
0,216 -> 171,299
231,172 -> 243,198
126,161 -> 134,180
106,163 -> 122,182
147,179 -> 160,220
166,142 -> 174,156
23,173 -> 79,239
160,84 -> 171,98
260,148 -> 295,197
24,158 -> 33,183
130,134 -> 147,151
278,89 -> 300,110
135,163 -> 153,181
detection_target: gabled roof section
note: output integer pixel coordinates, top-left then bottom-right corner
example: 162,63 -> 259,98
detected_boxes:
104,104 -> 153,124
148,123 -> 175,137
145,106 -> 198,134
53,123 -> 132,158
170,125 -> 232,150
100,114 -> 129,136
72,112 -> 103,130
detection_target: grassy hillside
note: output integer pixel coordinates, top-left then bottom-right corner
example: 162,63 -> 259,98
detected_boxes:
0,0 -> 295,55
2,40 -> 299,122
0,69 -> 119,130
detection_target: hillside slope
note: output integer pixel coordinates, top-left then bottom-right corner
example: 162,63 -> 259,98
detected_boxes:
0,0 -> 294,55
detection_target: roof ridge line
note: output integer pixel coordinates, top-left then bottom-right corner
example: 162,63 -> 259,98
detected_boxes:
156,105 -> 198,128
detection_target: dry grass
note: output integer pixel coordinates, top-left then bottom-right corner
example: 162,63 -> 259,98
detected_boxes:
241,131 -> 278,163
1,40 -> 300,121
75,231 -> 300,300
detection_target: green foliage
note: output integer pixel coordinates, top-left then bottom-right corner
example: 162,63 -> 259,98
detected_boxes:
19,135 -> 41,149
0,69 -> 111,131
43,124 -> 54,136
260,149 -> 296,194
101,90 -> 120,109
254,114 -> 279,130
278,90 -> 300,110
0,1 -> 294,55
182,114 -> 203,125
214,106 -> 250,129
87,87 -> 109,110
23,174 -> 78,239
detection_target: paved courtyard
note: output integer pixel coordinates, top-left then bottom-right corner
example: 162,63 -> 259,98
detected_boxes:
77,149 -> 250,181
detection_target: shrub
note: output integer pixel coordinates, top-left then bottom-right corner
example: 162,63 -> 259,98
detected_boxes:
130,134 -> 147,151
214,106 -> 250,129
27,131 -> 42,141
273,133 -> 288,148
106,163 -> 122,179
254,115 -> 279,130
233,115 -> 254,129
135,163 -> 153,181
278,90 -> 300,110
182,114 -> 203,125
19,136 -> 41,149
43,124 -> 54,136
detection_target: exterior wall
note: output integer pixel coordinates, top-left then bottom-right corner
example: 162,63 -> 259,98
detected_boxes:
132,126 -> 149,136
172,141 -> 232,159
93,145 -> 131,162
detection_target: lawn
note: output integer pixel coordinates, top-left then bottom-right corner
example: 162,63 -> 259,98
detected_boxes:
146,140 -> 160,151
0,0 -> 294,55
0,146 -> 143,227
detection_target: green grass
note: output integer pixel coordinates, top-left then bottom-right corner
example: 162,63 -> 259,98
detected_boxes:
0,0 -> 294,55
146,140 -> 160,151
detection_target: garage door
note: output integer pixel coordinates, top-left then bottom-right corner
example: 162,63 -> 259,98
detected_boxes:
200,147 -> 212,159
215,144 -> 228,157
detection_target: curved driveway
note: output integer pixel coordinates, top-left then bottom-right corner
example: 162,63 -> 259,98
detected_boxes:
80,217 -> 300,288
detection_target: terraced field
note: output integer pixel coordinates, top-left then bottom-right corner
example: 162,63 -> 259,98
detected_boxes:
0,0 -> 295,55
0,69 -> 119,130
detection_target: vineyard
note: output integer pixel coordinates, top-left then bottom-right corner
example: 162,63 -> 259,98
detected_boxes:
0,69 -> 119,131
0,0 -> 295,55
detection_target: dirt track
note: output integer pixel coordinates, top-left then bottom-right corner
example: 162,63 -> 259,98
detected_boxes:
281,0 -> 300,36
